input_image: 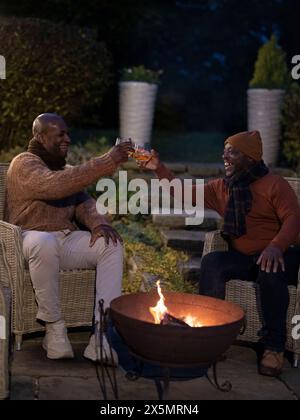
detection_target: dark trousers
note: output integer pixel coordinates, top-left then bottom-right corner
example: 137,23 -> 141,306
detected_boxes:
199,247 -> 300,352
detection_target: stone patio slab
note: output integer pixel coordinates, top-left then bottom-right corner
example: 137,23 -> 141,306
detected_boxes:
9,332 -> 300,400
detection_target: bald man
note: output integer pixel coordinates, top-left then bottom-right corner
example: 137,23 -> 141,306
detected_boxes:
5,113 -> 133,364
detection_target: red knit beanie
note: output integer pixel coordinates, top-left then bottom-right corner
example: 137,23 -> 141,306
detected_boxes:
225,131 -> 263,161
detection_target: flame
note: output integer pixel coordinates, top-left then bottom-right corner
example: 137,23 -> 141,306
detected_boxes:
149,281 -> 203,328
183,315 -> 203,328
149,281 -> 168,324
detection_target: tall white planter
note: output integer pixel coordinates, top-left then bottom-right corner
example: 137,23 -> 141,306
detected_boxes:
248,88 -> 285,166
119,81 -> 158,147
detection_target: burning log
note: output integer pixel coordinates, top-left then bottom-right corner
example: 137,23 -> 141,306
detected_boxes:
150,281 -> 202,327
160,313 -> 191,328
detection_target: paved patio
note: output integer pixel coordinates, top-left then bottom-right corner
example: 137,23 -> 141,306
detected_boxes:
9,330 -> 300,400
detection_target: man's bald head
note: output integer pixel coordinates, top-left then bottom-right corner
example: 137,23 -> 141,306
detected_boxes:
31,113 -> 71,158
32,113 -> 65,137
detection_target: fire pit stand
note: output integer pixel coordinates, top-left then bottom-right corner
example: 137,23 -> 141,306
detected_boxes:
94,300 -> 119,400
110,291 -> 245,400
124,351 -> 232,400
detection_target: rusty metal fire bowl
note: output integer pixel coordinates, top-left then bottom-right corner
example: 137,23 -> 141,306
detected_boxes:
110,292 -> 245,368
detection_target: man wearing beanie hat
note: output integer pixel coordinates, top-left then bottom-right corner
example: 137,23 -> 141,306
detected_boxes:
225,130 -> 263,162
139,130 -> 300,378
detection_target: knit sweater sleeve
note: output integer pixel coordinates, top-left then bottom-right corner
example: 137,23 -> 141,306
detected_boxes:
270,177 -> 300,252
74,191 -> 110,231
9,152 -> 117,201
155,163 -> 222,212
155,162 -> 176,182
203,180 -> 223,212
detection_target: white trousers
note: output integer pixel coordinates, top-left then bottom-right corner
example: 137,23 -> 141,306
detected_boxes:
22,230 -> 123,323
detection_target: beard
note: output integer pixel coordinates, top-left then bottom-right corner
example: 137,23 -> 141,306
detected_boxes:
27,138 -> 67,171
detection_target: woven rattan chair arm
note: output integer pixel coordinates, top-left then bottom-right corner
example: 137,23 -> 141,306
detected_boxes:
0,222 -> 24,331
202,230 -> 229,256
0,282 -> 10,399
0,221 -> 24,284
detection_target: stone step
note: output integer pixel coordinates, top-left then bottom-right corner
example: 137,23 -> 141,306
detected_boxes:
160,229 -> 206,255
152,209 -> 221,230
178,257 -> 202,283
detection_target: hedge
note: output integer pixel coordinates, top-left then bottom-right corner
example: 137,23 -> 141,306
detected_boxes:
0,17 -> 112,151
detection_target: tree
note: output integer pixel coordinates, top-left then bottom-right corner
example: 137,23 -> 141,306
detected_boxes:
0,17 -> 112,150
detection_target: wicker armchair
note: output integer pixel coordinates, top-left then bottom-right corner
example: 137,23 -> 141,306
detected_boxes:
0,163 -> 96,350
0,280 -> 10,399
202,177 -> 300,368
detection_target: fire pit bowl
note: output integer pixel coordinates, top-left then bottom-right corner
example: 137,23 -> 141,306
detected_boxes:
110,292 -> 245,368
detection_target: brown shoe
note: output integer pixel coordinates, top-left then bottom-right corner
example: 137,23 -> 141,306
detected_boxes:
259,350 -> 284,377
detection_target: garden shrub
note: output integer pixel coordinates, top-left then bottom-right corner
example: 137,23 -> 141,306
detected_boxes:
282,83 -> 300,172
112,218 -> 193,295
0,135 -> 112,164
124,242 -> 192,295
0,17 -> 112,151
66,137 -> 111,166
249,34 -> 289,89
0,145 -> 26,163
121,65 -> 163,84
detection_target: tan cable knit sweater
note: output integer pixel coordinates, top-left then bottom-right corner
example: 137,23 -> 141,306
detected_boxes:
5,151 -> 117,232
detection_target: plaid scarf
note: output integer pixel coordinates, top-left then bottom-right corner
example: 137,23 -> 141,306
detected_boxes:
222,160 -> 269,239
27,138 -> 66,171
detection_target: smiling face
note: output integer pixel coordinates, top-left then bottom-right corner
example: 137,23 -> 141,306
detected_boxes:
223,143 -> 254,177
34,116 -> 71,158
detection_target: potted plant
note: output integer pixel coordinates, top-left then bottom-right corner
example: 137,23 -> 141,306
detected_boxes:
248,35 -> 289,166
119,65 -> 163,147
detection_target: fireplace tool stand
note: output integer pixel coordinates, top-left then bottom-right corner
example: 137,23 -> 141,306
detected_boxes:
125,352 -> 232,400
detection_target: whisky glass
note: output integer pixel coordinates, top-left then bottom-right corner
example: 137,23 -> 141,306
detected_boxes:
130,143 -> 153,162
